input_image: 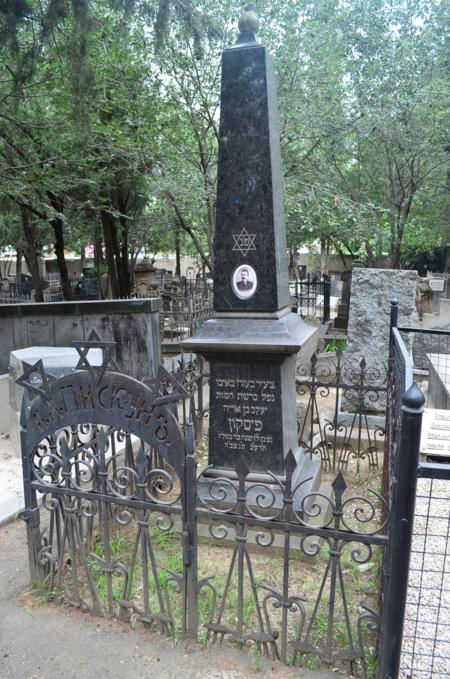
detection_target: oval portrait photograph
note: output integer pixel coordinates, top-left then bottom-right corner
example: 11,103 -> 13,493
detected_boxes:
232,264 -> 257,300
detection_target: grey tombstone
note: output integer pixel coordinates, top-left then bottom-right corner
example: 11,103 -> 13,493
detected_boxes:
344,267 -> 418,412
182,10 -> 319,498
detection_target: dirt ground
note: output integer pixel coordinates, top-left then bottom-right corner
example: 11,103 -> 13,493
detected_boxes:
0,519 -> 348,679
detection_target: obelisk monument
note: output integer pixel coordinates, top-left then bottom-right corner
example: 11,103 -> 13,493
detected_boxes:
182,6 -> 319,490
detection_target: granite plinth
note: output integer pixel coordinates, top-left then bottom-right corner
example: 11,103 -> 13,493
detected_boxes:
183,313 -> 318,476
182,310 -> 316,355
344,268 -> 418,411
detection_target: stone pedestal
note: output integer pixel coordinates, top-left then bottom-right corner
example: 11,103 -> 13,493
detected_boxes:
183,312 -> 319,492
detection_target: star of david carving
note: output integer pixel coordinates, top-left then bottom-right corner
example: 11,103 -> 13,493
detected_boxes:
73,328 -> 119,384
232,227 -> 256,257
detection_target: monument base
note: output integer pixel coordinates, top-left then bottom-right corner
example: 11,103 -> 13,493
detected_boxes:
182,310 -> 319,477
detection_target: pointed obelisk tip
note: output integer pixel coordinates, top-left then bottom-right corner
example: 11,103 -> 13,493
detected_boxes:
235,4 -> 259,45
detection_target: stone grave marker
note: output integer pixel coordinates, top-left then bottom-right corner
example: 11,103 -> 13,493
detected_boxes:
182,7 -> 319,496
346,268 -> 418,367
344,268 -> 418,412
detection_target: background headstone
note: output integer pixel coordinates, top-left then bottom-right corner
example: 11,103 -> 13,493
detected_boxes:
0,299 -> 161,378
344,268 -> 418,411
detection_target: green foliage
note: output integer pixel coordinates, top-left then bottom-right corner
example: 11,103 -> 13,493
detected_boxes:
0,0 -> 448,289
324,337 -> 347,353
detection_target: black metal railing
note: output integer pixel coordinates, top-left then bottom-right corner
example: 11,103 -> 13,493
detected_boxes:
296,349 -> 387,474
0,275 -> 101,302
290,274 -> 331,322
160,297 -> 214,347
379,299 -> 450,679
398,325 -> 450,410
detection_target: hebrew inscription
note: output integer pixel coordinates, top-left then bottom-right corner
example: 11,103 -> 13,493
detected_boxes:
209,363 -> 284,473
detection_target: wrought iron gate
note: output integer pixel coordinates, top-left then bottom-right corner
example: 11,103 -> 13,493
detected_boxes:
19,333 -> 199,636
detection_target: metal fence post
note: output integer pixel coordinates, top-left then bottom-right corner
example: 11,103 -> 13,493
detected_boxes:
323,274 -> 331,322
382,297 -> 400,502
390,297 -> 399,329
379,382 -> 425,679
19,414 -> 47,582
182,421 -> 199,638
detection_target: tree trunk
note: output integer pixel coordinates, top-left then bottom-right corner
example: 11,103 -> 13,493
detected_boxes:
52,217 -> 73,300
47,193 -> 73,300
165,189 -> 213,271
100,209 -> 120,298
119,214 -> 131,297
20,207 -> 44,302
80,244 -> 86,271
94,236 -> 106,299
175,228 -> 181,277
16,247 -> 22,278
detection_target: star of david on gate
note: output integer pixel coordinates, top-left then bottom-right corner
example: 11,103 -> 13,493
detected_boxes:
73,328 -> 119,384
232,227 -> 256,256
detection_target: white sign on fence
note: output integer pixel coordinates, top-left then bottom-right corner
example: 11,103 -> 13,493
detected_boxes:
420,408 -> 450,457
429,278 -> 445,292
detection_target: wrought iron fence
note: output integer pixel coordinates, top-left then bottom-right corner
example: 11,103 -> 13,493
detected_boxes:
164,351 -> 210,444
19,334 -> 387,678
0,277 -> 34,303
398,326 -> 450,410
290,274 -> 331,322
0,275 -> 100,303
160,297 -> 214,346
296,349 -> 387,475
0,269 -> 216,305
379,301 -> 450,679
161,276 -> 213,299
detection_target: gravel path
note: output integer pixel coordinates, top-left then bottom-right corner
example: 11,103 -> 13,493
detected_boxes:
401,477 -> 450,678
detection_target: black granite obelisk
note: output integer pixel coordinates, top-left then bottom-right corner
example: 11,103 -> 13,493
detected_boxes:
182,7 -> 319,490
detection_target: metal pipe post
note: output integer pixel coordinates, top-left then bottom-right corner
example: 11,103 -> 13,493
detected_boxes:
379,382 -> 424,679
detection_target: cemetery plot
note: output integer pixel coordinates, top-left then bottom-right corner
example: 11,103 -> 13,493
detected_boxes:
18,349 -> 388,679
